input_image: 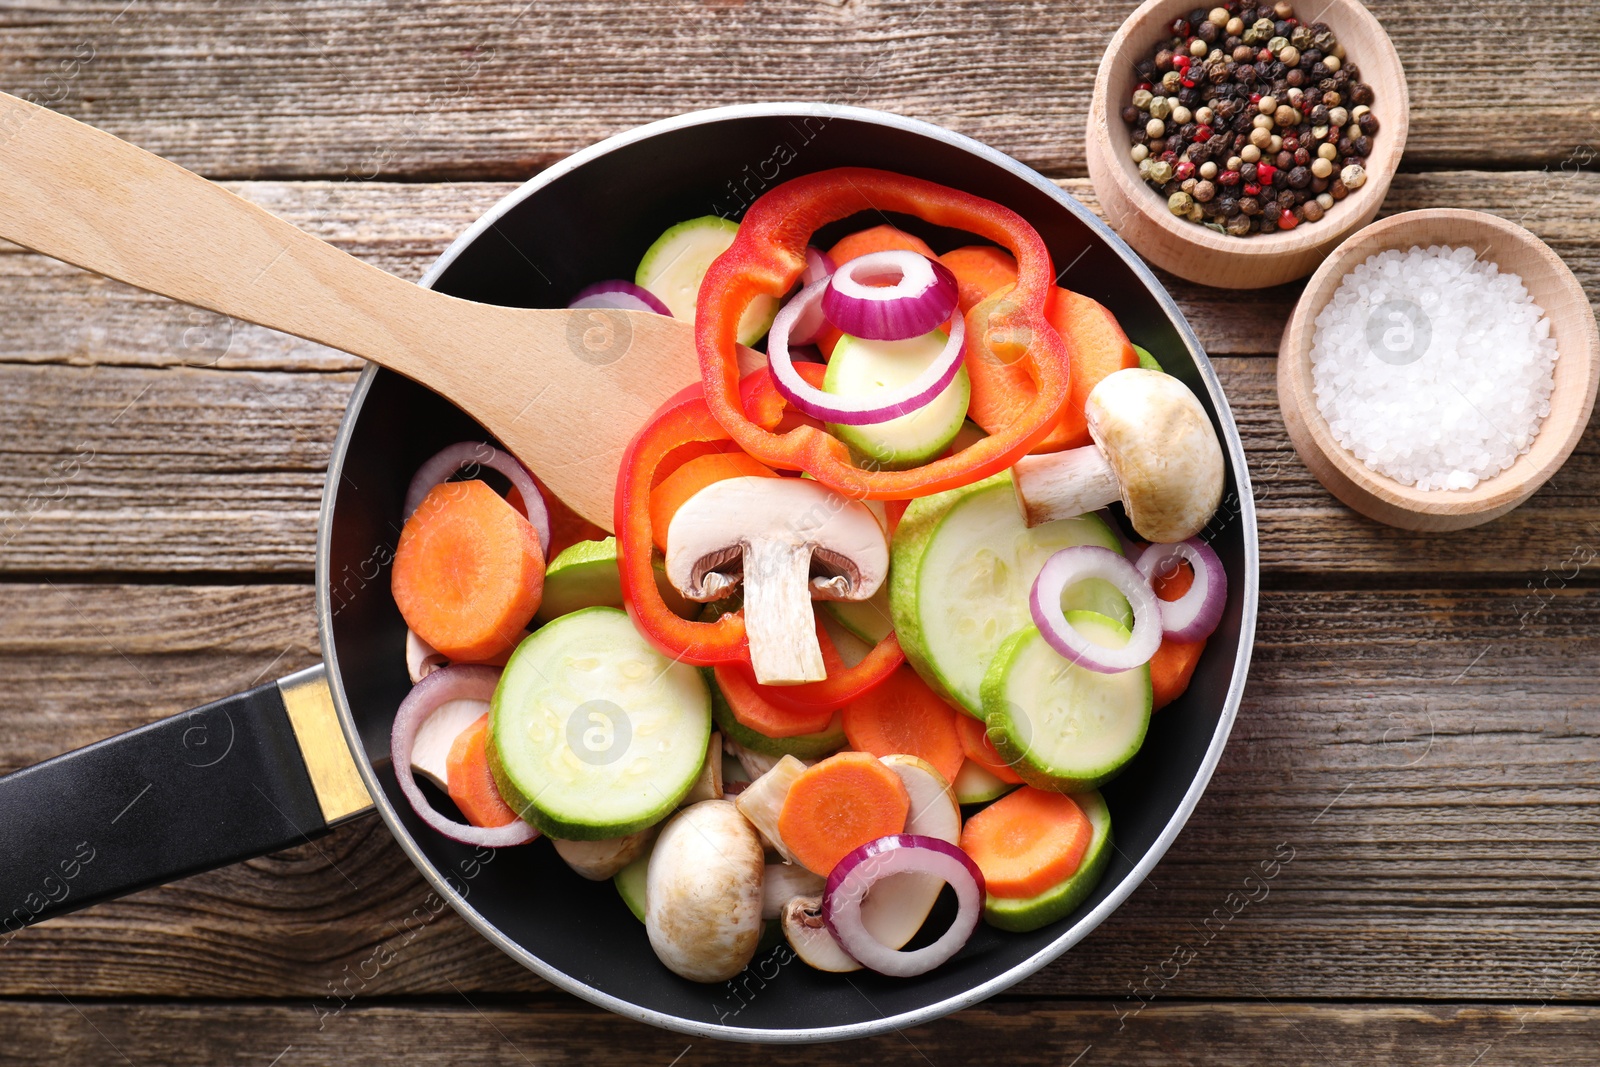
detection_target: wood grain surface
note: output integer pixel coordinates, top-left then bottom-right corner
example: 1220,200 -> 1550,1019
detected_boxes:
1,0 -> 1598,1057
0,0 -> 1594,180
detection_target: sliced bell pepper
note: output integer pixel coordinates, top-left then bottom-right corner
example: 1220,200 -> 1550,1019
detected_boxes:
615,365 -> 904,704
695,166 -> 1070,499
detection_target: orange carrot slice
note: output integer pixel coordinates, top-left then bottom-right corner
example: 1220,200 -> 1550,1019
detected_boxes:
825,224 -> 936,266
841,666 -> 965,786
954,712 -> 1024,785
958,787 -> 1093,898
1150,557 -> 1204,710
446,713 -> 519,828
649,450 -> 778,552
714,615 -> 847,737
392,479 -> 544,663
778,751 -> 911,876
939,245 -> 1018,315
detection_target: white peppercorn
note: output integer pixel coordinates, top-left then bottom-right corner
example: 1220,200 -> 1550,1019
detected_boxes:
1310,157 -> 1333,179
1146,118 -> 1166,138
1323,54 -> 1341,72
1317,142 -> 1338,161
1316,192 -> 1335,210
1196,106 -> 1215,124
1241,144 -> 1263,163
1340,163 -> 1367,189
1258,94 -> 1278,115
1171,105 -> 1193,125
1199,161 -> 1219,180
1131,143 -> 1150,163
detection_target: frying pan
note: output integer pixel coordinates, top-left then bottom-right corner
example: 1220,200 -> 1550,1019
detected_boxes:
0,104 -> 1257,1042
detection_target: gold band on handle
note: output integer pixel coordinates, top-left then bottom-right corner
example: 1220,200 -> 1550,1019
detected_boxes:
277,664 -> 373,825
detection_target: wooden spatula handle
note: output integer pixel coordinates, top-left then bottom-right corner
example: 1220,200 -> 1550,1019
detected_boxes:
0,91 -> 466,379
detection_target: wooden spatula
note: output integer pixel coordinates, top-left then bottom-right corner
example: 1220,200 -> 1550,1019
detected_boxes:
0,91 -> 760,532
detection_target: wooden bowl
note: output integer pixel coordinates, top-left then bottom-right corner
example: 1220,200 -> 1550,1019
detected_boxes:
1087,0 -> 1409,289
1278,208 -> 1600,531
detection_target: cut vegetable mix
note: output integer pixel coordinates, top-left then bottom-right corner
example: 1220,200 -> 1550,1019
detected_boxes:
778,751 -> 911,876
824,329 -> 971,470
978,789 -> 1112,933
636,215 -> 778,345
488,607 -> 711,840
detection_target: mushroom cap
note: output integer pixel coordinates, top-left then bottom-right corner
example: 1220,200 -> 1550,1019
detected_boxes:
1085,368 -> 1225,544
645,800 -> 765,983
663,475 -> 889,601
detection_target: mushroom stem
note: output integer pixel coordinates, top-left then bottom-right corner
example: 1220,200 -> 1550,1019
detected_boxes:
1012,445 -> 1121,527
741,537 -> 827,684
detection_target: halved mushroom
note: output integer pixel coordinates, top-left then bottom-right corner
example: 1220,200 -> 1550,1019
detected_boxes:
552,829 -> 653,881
781,895 -> 861,973
664,476 -> 889,685
1012,368 -> 1225,544
645,799 -> 765,982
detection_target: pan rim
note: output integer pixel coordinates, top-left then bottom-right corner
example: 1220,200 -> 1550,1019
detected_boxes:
315,101 -> 1259,1044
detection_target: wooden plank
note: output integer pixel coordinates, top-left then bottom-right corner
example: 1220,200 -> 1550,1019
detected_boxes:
3,999 -> 1600,1066
0,582 -> 1594,1001
0,172 -> 1593,373
0,1 -> 1592,180
4,354 -> 1598,577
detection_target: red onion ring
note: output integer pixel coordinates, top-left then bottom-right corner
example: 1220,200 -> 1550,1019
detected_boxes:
823,834 -> 984,977
801,246 -> 834,287
821,250 -> 958,341
768,278 -> 966,426
390,665 -> 538,848
404,441 -> 551,559
1029,546 -> 1163,674
567,279 -> 671,316
786,248 -> 835,346
1135,538 -> 1227,642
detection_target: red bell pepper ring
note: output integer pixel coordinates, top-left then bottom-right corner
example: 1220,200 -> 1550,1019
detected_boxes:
696,167 -> 1070,499
614,366 -> 904,706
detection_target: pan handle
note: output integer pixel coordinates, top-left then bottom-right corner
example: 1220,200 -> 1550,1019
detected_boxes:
0,665 -> 373,934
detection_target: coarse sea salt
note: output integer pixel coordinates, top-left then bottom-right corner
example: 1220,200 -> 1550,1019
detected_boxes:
1308,244 -> 1559,491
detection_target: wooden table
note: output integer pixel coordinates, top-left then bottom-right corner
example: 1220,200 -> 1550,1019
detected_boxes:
2,1 -> 1597,1062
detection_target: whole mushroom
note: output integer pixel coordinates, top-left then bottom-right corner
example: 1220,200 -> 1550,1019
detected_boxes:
664,475 -> 889,685
645,799 -> 765,982
1011,368 -> 1225,543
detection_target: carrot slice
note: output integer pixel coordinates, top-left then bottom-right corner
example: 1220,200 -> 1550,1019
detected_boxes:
939,245 -> 1018,315
648,450 -> 778,552
778,751 -> 911,876
713,615 -> 847,737
825,224 -> 936,266
1149,558 -> 1204,710
446,713 -> 519,828
955,712 -> 1024,785
392,479 -> 544,663
958,787 -> 1093,898
841,666 -> 964,786
965,285 -> 1139,453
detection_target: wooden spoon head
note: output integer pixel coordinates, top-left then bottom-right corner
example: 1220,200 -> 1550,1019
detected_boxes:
428,306 -> 759,532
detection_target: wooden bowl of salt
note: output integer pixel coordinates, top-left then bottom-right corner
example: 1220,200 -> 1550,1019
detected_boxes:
1278,208 -> 1599,531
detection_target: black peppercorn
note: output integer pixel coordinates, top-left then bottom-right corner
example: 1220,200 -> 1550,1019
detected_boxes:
1310,176 -> 1329,193
1286,69 -> 1305,87
1240,195 -> 1262,215
1226,34 -> 1243,50
1274,19 -> 1291,36
1170,17 -> 1191,34
1131,128 -> 1149,145
1122,106 -> 1141,124
1188,7 -> 1207,24
1344,63 -> 1361,80
1220,196 -> 1241,217
1259,215 -> 1278,234
1329,178 -> 1348,200
1310,104 -> 1329,124
1155,48 -> 1175,71
1193,179 -> 1217,203
1137,58 -> 1158,79
1277,188 -> 1296,206
1240,162 -> 1259,183
1236,65 -> 1257,85
1352,135 -> 1370,157
1190,142 -> 1213,164
1337,137 -> 1355,156
1226,212 -> 1252,236
1169,137 -> 1187,155
1302,199 -> 1325,222
1349,82 -> 1373,106
1179,86 -> 1201,106
1287,165 -> 1310,188
1276,150 -> 1294,169
1233,113 -> 1254,134
1358,112 -> 1380,136
1198,20 -> 1219,42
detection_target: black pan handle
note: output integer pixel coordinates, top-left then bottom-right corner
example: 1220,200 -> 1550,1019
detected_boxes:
0,665 -> 373,934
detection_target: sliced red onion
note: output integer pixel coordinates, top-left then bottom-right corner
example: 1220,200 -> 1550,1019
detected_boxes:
768,278 -> 966,426
1136,538 -> 1227,642
390,665 -> 538,848
822,834 -> 984,978
404,441 -> 551,559
567,279 -> 671,316
1030,546 -> 1163,674
822,250 -> 958,341
801,246 -> 834,287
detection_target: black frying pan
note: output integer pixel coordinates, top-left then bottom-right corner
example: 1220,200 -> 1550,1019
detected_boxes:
0,104 -> 1257,1042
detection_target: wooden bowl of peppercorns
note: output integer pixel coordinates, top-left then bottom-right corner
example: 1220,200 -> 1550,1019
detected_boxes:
1087,0 -> 1408,289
